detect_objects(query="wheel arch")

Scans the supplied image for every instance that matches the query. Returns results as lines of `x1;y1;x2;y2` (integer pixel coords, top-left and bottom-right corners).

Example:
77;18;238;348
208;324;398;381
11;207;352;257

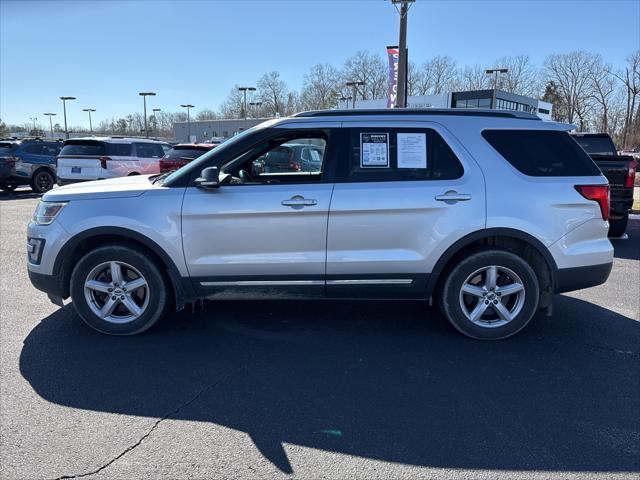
54;226;195;309
427;228;558;307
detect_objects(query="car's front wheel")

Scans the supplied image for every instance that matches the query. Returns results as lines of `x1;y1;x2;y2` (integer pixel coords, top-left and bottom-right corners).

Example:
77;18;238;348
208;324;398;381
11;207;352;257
440;249;540;340
70;245;169;335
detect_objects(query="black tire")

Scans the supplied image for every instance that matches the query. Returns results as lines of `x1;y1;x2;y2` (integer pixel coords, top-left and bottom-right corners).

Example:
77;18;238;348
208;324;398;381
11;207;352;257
608;213;629;238
0;184;17;193
70;245;169;335
30;169;55;194
440;249;540;340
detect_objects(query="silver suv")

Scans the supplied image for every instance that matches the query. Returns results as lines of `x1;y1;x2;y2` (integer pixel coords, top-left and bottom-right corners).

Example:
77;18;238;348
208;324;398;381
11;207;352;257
27;109;613;339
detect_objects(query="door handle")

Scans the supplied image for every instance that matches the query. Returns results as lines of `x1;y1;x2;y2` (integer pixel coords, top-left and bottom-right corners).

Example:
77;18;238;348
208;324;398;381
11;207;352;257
281;195;318;208
435;191;472;203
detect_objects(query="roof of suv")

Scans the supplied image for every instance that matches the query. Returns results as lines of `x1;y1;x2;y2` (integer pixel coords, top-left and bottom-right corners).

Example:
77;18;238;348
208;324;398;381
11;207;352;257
65;136;168;144
292;108;541;121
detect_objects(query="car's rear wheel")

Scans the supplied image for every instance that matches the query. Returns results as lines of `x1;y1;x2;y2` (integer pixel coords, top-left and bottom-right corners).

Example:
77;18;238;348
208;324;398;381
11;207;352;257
30;169;55;194
608;213;628;238
70;245;169;335
440;249;540;340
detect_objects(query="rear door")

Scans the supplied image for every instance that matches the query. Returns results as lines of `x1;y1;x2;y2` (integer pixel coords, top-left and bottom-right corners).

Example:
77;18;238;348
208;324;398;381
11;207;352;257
133;142;165;175
56;140;107;181
326;121;486;298
15;144;48;180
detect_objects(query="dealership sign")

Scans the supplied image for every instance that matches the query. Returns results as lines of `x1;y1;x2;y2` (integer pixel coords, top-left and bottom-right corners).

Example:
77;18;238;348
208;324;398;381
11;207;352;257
387;46;399;108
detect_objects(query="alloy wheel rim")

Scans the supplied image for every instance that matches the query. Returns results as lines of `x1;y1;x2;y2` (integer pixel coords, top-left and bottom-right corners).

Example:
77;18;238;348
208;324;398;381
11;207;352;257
38;173;52;190
458;265;526;328
84;261;149;324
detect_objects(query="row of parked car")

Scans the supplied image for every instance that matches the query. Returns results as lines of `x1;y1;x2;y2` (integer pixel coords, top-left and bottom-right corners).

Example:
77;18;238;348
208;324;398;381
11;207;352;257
0;135;328;193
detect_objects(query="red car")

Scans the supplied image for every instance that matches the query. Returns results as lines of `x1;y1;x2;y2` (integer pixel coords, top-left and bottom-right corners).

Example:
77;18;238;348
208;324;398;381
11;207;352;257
159;144;216;173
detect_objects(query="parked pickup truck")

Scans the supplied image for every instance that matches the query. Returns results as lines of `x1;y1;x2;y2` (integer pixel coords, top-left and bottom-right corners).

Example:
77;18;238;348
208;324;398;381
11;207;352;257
571;133;637;237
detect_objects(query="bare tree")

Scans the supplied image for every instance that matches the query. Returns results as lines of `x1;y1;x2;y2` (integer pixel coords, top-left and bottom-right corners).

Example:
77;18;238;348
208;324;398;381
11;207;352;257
493;54;541;97
196;109;217;121
257;71;289;116
218;85;245;119
544;51;599;129
612;50;640;147
424;55;459;94
588;56;618;134
342;50;387;100
460;64;491;91
300;63;340;110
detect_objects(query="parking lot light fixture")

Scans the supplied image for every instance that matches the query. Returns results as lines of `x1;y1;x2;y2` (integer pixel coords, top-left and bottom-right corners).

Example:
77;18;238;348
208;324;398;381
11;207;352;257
339;96;353;109
29;117;38;133
249;101;262;118
485;68;509;108
180;104;195;141
43;113;56;138
59;96;76;139
139;92;156;138
345;81;366;109
152;109;161;136
82;108;96;134
238;87;256;120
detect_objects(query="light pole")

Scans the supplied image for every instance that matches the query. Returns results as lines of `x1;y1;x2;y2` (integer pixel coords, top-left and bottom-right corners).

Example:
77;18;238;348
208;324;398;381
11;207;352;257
238;86;256;119
391;0;415;108
43;113;56;138
139;92;156;137
249;101;262;118
82;108;96;133
152;108;161;136
29;117;38;134
485;68;508;109
60;96;76;139
180;104;194;142
339;96;352;109
345;81;365;109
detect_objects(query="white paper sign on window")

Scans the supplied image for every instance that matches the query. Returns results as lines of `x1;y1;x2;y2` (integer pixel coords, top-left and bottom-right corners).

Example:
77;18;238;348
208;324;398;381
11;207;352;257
397;133;427;169
360;133;389;168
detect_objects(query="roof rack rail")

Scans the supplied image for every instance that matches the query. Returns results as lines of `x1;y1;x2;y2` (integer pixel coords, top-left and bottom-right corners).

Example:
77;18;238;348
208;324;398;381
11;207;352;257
292;108;541;120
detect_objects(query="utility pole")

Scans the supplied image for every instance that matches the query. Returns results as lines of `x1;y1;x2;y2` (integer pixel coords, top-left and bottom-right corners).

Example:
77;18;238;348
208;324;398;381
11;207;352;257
82;108;96;133
43;113;56;138
345;81;365;109
238;87;256;120
139;92;156;137
485;68;508;109
60;96;76;139
392;0;414;108
180;104;194;142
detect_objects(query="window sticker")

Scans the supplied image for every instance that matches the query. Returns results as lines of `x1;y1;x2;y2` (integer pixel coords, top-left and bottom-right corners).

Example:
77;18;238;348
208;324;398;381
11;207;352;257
360;133;389;168
397;133;427;169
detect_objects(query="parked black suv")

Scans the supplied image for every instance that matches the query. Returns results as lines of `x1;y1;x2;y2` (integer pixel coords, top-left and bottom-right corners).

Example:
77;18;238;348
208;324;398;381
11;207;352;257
0;138;62;193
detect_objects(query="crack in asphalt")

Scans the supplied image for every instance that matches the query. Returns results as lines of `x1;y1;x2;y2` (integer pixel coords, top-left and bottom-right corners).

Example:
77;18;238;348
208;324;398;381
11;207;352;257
50;342;287;480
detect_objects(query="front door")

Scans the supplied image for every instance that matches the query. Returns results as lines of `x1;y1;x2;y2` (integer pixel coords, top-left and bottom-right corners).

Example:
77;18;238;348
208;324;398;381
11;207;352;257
326;121;486;298
181;126;338;298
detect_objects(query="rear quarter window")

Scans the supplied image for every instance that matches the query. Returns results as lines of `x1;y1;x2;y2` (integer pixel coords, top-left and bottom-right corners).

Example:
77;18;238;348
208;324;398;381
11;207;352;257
135;143;165;158
482;130;601;176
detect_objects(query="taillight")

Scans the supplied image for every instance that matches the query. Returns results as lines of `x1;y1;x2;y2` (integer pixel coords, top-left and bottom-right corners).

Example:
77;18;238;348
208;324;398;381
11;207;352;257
575;184;610;221
624;160;637;188
99;156;112;169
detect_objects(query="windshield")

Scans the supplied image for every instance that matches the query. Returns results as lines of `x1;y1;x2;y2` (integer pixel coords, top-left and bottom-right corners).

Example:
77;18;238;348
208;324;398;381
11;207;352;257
161;119;280;185
573;136;616;156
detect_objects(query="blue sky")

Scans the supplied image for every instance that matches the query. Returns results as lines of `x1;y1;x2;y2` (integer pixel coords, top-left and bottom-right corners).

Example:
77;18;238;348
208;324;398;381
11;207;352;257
1;0;639;128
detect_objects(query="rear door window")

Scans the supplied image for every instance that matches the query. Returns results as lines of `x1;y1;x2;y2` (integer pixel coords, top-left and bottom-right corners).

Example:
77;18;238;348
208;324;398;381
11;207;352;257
107;143;133;157
134;143;165;158
482;130;601;176
21;145;45;155
572;136;616;156
339;128;464;182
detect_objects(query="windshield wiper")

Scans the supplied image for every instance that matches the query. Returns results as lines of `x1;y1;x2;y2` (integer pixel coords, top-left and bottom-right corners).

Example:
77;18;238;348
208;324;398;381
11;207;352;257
150;172;171;185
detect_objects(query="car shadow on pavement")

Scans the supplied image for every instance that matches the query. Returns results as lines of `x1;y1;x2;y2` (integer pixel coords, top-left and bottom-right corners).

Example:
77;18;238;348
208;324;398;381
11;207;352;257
0;190;41;201
611;216;640;261
19;296;640;474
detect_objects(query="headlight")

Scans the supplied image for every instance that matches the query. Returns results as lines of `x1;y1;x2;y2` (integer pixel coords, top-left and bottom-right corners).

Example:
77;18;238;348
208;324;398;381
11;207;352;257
33;201;67;225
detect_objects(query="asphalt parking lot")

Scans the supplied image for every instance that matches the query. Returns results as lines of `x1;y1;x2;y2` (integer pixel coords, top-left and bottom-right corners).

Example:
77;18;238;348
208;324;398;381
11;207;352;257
1;189;639;480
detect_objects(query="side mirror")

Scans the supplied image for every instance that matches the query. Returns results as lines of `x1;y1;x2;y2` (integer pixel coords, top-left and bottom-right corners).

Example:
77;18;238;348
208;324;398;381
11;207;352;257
195;166;220;189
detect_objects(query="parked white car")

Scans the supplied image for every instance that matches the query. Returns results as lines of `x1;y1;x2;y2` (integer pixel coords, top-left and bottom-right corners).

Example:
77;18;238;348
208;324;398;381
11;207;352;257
28;109;613;339
56;137;171;184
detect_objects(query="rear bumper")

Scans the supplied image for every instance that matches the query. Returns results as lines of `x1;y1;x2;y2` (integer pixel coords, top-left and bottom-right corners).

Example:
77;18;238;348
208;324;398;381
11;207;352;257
555;262;613;293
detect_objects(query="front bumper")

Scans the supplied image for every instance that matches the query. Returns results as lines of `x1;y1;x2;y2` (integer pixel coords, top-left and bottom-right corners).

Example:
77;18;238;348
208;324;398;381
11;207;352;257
28;269;67;303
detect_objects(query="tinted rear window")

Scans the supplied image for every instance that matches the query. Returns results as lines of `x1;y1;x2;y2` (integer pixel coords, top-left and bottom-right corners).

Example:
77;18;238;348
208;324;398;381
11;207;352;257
165;148;208;160
135;143;165;158
572;136;616;156
482;130;601;177
60;141;106;156
107;143;133;156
